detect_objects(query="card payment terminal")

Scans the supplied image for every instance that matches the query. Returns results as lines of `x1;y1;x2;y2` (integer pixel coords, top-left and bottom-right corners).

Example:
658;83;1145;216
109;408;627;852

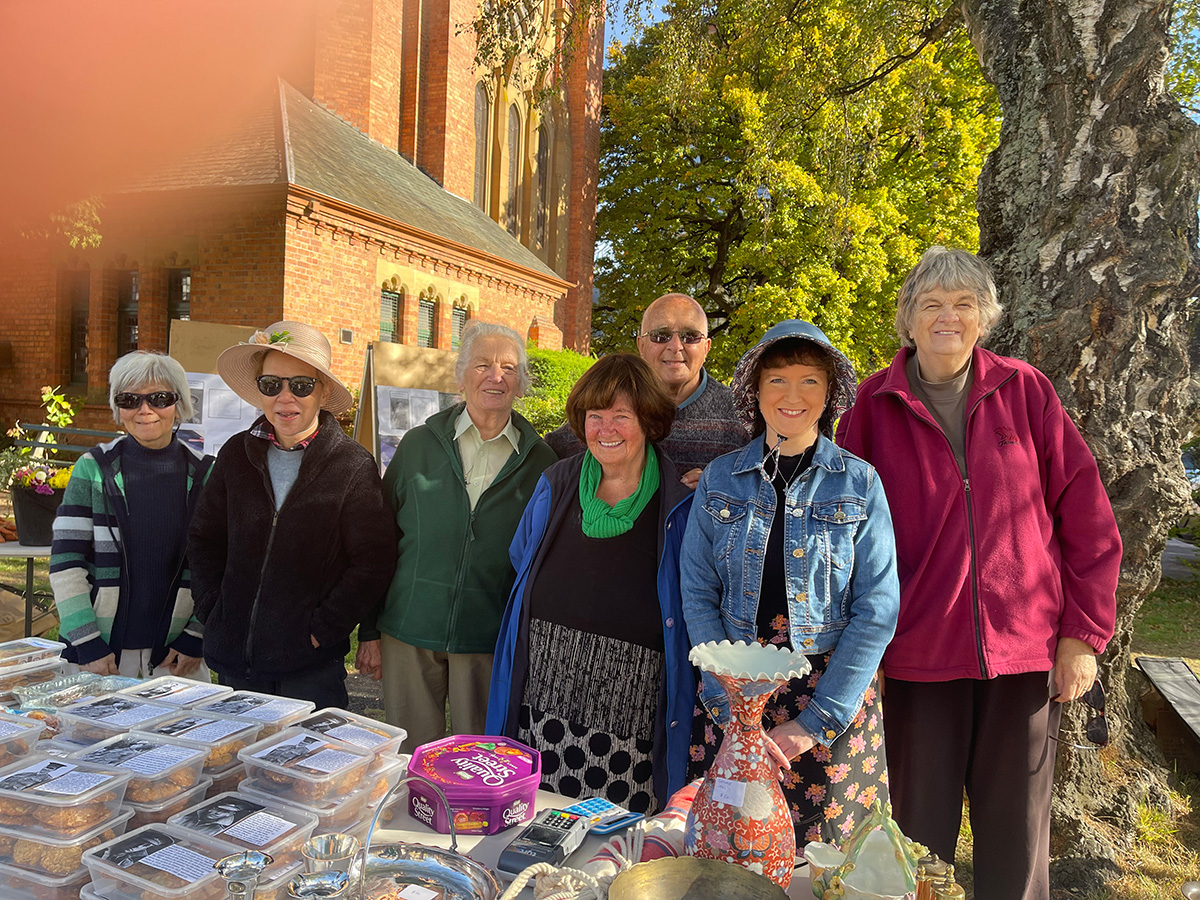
497;809;590;876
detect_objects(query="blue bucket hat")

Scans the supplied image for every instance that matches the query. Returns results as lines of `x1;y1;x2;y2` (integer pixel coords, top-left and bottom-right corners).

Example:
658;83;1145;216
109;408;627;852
731;320;858;438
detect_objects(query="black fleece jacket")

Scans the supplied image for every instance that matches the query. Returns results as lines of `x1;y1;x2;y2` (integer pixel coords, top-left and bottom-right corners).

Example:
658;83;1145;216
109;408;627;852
188;411;397;681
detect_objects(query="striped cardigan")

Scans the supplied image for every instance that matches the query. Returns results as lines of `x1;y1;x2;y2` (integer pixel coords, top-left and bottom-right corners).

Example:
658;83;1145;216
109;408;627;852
49;436;214;666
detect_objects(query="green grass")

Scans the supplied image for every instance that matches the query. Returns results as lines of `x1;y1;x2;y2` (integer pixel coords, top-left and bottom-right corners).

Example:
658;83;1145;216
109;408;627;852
1133;576;1200;675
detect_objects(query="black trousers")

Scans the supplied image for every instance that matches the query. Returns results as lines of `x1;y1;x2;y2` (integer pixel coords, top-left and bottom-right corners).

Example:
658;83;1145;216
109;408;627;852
218;656;349;710
884;673;1062;900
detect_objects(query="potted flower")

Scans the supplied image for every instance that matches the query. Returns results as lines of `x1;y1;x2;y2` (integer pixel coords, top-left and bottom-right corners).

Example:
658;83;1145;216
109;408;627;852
8;463;72;547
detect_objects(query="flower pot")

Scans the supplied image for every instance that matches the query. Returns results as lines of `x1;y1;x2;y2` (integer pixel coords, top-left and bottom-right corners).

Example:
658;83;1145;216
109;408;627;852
10;487;64;546
684;640;811;890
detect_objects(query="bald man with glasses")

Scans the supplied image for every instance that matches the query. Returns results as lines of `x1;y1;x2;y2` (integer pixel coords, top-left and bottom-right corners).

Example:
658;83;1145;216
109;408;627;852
545;293;745;488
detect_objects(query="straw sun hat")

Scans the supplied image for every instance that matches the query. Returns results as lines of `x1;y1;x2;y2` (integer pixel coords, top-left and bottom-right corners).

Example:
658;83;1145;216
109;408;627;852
217;320;354;415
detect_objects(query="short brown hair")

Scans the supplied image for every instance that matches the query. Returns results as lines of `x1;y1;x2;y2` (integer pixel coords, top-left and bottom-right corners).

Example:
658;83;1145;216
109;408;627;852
753;338;840;439
566;354;676;444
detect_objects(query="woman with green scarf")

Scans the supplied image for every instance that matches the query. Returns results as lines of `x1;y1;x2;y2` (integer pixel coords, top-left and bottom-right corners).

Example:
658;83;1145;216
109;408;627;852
486;354;697;815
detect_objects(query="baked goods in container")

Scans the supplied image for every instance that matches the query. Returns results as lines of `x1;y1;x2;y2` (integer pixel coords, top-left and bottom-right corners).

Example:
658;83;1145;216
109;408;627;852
0;754;131;838
237;727;372;804
134;711;262;775
69;734;208;807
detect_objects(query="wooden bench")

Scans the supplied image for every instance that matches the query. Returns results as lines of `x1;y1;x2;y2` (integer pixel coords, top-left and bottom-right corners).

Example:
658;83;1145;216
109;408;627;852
11;423;122;464
1137;656;1200;773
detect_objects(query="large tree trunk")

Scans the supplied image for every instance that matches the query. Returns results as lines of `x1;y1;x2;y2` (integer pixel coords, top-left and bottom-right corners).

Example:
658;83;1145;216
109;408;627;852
960;0;1200;891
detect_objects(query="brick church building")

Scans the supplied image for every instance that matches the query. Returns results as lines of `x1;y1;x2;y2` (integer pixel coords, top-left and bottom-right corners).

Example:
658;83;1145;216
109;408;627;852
0;0;602;429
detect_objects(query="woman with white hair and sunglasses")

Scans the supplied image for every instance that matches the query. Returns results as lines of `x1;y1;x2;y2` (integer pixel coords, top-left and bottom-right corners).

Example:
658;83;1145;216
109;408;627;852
51;351;214;678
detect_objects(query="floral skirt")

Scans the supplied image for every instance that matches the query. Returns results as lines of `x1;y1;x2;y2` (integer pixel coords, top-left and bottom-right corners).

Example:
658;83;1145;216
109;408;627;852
687;647;889;849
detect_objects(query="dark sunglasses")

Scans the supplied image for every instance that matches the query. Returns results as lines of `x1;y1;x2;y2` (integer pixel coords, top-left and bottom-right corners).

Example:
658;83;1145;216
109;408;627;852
114;391;180;410
642;329;707;345
1049;680;1109;750
256;375;319;398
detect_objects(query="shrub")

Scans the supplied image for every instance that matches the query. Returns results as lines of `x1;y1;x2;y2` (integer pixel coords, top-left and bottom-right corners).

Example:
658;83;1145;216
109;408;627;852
518;346;595;434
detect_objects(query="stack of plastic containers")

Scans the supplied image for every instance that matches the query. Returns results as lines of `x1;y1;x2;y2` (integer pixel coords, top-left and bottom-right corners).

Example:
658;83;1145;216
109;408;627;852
68;734;212;828
0;637;69;707
167;790;319;895
55;695;179;746
133;710;263;799
192;691;315;738
236;726;379;842
0;754;134;899
81;823;251;900
114;675;232;708
294;708;409;819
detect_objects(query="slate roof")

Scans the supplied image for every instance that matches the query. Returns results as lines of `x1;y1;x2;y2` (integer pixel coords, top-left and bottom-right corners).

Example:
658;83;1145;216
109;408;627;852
121;80;562;281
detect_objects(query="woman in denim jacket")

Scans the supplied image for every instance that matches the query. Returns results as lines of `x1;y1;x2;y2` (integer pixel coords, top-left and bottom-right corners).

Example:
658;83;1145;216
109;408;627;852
681;320;900;848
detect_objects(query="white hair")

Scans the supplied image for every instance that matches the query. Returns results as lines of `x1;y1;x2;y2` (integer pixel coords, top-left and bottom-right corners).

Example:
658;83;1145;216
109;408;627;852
454;321;530;394
108;351;194;424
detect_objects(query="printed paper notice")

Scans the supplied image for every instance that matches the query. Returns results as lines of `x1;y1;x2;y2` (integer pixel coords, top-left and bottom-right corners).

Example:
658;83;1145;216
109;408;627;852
712;777;746;808
222;811;294;846
327;723;388;748
142;844;220;882
103;704;170;727
120;745;199;776
38;771;113;796
299;748;360;773
0;721;26;738
244;699;305;721
177;719;249;742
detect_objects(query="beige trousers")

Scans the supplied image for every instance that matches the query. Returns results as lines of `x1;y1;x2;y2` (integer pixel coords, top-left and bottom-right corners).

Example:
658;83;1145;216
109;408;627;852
380;634;493;753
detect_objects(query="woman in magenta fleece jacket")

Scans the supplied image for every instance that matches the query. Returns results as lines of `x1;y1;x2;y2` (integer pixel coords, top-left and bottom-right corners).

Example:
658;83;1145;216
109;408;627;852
836;247;1120;900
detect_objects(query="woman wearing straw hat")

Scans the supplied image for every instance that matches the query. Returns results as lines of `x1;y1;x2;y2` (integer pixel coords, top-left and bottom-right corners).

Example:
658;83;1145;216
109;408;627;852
188;321;397;708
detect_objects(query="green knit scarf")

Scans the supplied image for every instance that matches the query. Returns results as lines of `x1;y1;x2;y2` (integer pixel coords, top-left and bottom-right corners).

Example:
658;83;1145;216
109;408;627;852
578;447;660;538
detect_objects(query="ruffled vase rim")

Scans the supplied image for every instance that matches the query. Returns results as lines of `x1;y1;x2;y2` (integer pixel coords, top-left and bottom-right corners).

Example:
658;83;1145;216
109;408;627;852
689;639;812;682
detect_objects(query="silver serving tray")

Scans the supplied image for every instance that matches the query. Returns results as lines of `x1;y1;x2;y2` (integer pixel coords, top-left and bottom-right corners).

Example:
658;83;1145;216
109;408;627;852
354;844;500;900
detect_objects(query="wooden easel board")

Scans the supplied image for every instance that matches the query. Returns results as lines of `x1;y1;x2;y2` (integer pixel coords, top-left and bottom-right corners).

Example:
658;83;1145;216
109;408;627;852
169;321;256;375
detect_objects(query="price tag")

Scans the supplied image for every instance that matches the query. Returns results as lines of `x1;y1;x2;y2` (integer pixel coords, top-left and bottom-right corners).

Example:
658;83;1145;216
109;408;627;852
398;886;440;900
711;777;746;808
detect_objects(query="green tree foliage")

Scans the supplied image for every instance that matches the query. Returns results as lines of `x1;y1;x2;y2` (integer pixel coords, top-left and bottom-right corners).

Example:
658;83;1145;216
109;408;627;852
593;0;1000;379
1168;0;1200;114
517;346;596;433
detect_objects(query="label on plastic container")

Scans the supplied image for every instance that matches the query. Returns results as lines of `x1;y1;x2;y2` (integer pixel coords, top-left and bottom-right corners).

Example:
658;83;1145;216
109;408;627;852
141;844;219;881
133;681;225;705
299;748;360;774
222;810;294;845
70;697;161;723
0;721;26;738
252;733;326;764
326;723;388;748
0;759;111;795
118;744;199;776
38;770;113;795
155;716;248;743
235;698;305;722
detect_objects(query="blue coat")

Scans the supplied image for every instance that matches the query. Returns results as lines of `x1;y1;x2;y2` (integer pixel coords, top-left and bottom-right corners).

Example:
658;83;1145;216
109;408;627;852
486;447;695;808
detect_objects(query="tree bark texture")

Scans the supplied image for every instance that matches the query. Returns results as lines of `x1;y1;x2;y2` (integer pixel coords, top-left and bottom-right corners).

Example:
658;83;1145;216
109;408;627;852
961;0;1200;881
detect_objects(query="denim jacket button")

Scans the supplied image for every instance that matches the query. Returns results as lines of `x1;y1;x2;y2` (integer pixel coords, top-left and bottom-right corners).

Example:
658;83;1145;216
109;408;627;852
790;508;802;517
803;638;814;647
719;509;730;519
825;728;837;741
791;547;804;558
794;592;807;602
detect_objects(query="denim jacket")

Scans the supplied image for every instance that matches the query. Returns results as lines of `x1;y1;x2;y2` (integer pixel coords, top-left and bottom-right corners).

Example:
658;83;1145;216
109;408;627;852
680;434;899;744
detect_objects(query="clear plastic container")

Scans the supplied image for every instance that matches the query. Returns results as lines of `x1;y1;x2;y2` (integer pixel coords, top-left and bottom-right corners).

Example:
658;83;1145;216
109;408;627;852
0;708;46;767
237;727;373;805
35;736;87;758
69;734;208;805
238;775;372;836
126;776;213;830
0;753;132;838
0;807;133;876
0;637;63;673
82;823;236;900
0;657;70;702
0;859;91;899
116;676;232;708
193;692;314;737
134;710;263;774
365;753;409;809
168;790;318;870
206;762;246;798
13;673;141;708
56;695;179;744
295;708;407;773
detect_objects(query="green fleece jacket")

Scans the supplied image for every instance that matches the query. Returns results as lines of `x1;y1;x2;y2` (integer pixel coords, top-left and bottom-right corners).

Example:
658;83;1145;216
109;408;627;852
362;403;556;654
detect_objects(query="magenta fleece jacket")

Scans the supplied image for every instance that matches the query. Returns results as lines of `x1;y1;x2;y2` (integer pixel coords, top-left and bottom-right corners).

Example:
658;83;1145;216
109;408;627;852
836;347;1120;682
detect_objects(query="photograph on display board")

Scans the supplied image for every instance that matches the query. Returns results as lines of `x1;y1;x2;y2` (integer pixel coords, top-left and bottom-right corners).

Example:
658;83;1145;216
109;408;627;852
181;373;259;456
375;387;459;474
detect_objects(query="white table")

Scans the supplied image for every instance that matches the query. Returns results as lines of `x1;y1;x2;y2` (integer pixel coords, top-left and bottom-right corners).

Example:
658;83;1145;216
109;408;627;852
372;787;813;898
0;543;51;637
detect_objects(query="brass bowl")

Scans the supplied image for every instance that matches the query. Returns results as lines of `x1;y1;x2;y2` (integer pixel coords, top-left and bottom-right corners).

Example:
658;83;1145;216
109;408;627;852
608;856;790;900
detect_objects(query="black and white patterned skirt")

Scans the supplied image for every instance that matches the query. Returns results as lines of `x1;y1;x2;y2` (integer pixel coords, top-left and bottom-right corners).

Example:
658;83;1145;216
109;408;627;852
517;617;664;815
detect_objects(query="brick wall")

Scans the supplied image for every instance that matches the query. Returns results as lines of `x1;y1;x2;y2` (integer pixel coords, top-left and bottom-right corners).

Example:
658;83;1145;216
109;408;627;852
414;0;477;198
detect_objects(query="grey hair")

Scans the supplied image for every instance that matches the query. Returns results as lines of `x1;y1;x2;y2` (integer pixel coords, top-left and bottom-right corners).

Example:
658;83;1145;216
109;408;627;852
108;351;194;424
895;246;1003;348
454;321;530;394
